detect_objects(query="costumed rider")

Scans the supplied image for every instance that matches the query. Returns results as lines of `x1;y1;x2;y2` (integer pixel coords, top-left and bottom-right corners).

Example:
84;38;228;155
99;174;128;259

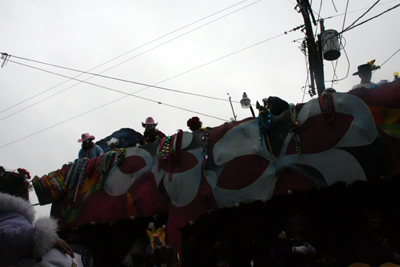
78;133;104;160
0;166;93;267
107;137;119;152
262;96;289;116
351;60;380;90
140;117;166;145
187;116;203;131
394;72;399;81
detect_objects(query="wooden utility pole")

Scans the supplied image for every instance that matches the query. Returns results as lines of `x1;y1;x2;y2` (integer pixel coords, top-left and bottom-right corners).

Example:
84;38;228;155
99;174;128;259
296;0;325;96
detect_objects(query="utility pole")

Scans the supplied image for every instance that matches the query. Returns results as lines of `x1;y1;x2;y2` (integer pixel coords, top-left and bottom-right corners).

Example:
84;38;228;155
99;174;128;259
296;0;325;96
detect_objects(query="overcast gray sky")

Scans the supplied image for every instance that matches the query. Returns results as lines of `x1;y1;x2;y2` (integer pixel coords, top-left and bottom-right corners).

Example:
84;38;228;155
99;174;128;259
1;0;399;216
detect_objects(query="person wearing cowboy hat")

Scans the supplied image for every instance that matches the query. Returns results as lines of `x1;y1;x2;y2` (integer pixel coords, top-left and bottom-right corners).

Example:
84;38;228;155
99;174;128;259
140;117;166;145
351;60;380;90
78;133;104;160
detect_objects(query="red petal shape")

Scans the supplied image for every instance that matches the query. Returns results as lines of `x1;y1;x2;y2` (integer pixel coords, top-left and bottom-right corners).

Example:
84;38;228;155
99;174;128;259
129;172;169;217
286;113;354;155
217;155;269;190
208;118;254;148
118;155;147;174
159;150;198;173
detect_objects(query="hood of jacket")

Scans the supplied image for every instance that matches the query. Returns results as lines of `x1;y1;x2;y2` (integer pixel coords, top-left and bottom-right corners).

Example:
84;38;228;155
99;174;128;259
0;192;35;224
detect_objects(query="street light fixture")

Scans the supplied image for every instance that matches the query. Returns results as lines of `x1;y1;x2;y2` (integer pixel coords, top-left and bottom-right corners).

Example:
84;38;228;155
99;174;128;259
240;92;255;117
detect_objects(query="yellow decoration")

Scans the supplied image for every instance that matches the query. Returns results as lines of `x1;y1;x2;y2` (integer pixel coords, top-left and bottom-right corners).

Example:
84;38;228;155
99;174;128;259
368;59;380;70
394;72;399;77
146;227;166;248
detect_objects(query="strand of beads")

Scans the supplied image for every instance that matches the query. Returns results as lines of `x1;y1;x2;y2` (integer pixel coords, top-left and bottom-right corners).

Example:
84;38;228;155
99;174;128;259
158;137;167;171
289;103;302;154
157;135;176;180
69;159;81;191
167;134;176;181
73;158;88;202
64;161;76;189
201;131;209;160
175;130;183;164
257;108;273;158
70;159;84;201
115;148;126;166
319;92;335;122
157;136;173;160
76;159;88;195
99;151;115;185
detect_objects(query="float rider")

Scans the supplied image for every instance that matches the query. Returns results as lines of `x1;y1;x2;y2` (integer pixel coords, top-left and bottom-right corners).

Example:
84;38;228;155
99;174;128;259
78;133;104;160
351;60;380;90
140;117;166;145
187;116;203;131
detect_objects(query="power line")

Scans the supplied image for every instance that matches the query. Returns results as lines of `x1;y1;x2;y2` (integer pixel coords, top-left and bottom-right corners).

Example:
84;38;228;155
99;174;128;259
322;0;398;20
341;0;350;31
312;0;324;39
3;1;396;148
340;3;400;34
330;0;338;13
327;36;350;84
1;30;285;122
5;0;393;121
379;47;400;67
7;55;233;101
0;60;239;121
0;0;255;115
0;86;229;149
0;59;235;122
0;28;289;148
0;98;227;149
343;0;380;32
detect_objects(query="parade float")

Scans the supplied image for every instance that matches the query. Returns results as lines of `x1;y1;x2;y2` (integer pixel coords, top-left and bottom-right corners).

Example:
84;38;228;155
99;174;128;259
32;79;400;266
31;2;400;265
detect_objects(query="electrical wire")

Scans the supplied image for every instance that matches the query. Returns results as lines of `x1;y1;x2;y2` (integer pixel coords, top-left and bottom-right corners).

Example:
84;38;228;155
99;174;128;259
343;0;380;32
340;2;400;35
300;41;311;102
326;37;351;83
1;30;285;122
341;0;350;31
319;1;400;81
5;55;234;102
6;0;393;119
320;1;395;46
0;85;229;150
321;0;398;21
330;61;339;87
3;1;397;148
330;0;337;13
0;60;239;121
0;98;227;149
379;47;400;67
0;0;255;115
313;0;323;39
0;27;289;148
